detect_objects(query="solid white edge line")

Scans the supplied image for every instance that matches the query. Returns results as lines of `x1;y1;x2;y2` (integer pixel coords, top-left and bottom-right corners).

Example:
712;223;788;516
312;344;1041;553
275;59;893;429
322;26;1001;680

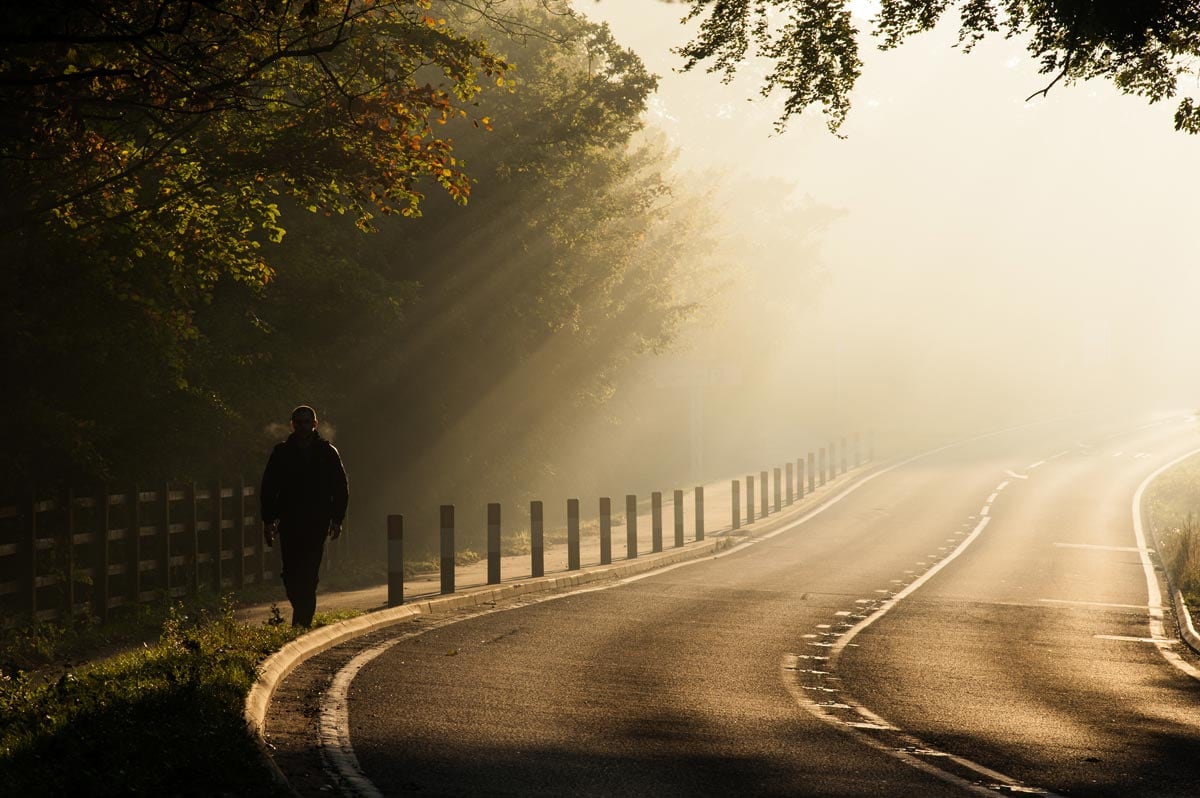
829;516;992;661
1131;448;1200;680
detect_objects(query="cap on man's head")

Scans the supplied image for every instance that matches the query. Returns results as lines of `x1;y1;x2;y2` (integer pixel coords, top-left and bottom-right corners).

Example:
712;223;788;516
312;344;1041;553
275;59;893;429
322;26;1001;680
291;405;318;424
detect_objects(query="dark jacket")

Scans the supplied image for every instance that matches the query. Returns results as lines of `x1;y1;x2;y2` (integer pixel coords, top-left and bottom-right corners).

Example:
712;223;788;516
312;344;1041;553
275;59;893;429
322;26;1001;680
260;433;349;528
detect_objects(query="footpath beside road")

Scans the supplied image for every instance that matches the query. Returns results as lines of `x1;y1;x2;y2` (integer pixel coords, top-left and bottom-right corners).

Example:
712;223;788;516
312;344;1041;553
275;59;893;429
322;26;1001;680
235;466;850;626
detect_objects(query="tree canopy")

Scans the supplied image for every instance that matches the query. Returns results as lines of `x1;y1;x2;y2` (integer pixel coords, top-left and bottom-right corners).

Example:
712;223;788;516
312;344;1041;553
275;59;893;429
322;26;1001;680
675;0;1200;133
0;1;716;504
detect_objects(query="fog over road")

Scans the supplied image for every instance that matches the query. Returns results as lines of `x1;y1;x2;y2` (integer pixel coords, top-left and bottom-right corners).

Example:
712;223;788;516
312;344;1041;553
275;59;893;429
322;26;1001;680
269;414;1200;797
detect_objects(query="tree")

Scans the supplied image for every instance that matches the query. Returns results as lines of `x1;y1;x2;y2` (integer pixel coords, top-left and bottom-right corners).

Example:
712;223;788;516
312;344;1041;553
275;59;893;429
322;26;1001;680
0;0;513;484
674;0;1200;134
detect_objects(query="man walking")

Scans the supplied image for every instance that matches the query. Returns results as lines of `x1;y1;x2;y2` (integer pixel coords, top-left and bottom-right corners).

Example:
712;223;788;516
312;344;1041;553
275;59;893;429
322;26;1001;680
260;405;349;627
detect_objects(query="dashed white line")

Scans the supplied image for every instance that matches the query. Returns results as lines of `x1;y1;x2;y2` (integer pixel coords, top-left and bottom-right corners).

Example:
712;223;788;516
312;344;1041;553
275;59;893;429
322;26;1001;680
1005;470;1028;480
780;513;1063;798
985;493;998;503
996;480;1010;491
1027;460;1046;469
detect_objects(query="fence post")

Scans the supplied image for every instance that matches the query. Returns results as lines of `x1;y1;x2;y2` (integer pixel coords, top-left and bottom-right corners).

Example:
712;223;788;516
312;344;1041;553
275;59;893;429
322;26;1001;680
213;479;223;593
840;437;848;474
255;487;265;588
387;514;404;607
759;470;768;517
808;452;816;493
626;494;638;559
487;503;501;584
65;488;76;618
598;498;611;565
695;486;705;541
567;499;580;570
673;490;684;548
98;485;110;622
731;480;740;530
651;492;663;553
773;468;782;513
440;505;455;594
786;463;794;504
130;486;141;605
855;432;862;468
234;478;247;589
531;501;544;577
161;483;171;599
746;475;755;524
818;449;826;487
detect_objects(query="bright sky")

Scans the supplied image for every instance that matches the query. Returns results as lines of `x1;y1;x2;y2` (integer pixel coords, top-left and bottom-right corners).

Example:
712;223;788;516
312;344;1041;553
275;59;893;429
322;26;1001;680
583;0;1200;424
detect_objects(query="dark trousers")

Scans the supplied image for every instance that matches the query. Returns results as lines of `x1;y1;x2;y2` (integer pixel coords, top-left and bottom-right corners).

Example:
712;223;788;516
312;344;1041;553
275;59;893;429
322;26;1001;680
278;522;327;627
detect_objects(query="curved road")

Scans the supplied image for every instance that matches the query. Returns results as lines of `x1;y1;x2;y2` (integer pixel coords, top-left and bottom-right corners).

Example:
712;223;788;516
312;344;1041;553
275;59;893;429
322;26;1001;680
268;414;1200;797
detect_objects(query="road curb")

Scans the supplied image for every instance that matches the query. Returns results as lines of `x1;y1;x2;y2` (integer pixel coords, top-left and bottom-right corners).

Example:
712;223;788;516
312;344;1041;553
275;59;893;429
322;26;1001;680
1137;448;1200;658
242;465;882;786
1170;588;1200;654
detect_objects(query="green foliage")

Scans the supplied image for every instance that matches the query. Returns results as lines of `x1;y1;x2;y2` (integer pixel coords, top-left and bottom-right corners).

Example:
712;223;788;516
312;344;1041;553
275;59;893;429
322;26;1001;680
0;598;360;796
0;0;510;484
675;1;1200;133
1147;453;1200;608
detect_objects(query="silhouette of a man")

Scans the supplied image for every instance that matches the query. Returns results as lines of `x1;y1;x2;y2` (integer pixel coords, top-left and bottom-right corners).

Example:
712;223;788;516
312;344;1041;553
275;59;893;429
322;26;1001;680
260;405;349;627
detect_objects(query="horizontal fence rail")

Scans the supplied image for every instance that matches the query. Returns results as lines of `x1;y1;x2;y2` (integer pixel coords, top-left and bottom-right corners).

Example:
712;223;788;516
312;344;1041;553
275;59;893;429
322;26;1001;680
0;480;351;626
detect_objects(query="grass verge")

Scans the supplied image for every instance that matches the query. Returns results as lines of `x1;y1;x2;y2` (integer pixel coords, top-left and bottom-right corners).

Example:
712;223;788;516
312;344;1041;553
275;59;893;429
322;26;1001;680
1146;452;1200;608
0;597;358;796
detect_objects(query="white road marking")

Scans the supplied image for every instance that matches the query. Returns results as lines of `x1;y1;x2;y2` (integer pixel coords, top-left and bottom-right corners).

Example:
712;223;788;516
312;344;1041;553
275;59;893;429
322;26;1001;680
1052;542;1139;553
1005;470;1028;480
1094;634;1178;644
980;506;989;516
986;493;998;503
996;481;1011;491
783;499;1065;797
1027;460;1046;469
319;640;399;798
1134;452;1151;460
1046;450;1072;461
1132;449;1200;681
1038;598;1161;610
1112;451;1124;457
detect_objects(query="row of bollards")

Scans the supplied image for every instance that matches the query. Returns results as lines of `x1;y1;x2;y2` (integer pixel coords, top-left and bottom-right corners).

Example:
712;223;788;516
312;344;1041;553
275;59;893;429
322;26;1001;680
729;433;869;530
387;487;709;607
386;432;870;608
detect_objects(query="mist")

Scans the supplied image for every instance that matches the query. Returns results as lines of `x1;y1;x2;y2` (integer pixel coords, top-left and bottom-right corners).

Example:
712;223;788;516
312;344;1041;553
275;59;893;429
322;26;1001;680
334;0;1200;555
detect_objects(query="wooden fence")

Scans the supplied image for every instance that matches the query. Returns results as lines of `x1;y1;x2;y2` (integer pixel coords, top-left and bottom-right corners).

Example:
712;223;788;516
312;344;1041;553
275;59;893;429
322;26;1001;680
0;481;350;627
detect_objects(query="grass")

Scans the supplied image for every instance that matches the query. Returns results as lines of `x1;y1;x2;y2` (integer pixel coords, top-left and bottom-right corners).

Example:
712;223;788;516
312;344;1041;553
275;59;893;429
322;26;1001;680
0;591;229;676
1146;452;1200;608
0;597;359;796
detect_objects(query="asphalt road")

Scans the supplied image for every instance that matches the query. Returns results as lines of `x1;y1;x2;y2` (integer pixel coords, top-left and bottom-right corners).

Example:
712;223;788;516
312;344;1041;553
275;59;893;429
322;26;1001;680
271;414;1200;797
